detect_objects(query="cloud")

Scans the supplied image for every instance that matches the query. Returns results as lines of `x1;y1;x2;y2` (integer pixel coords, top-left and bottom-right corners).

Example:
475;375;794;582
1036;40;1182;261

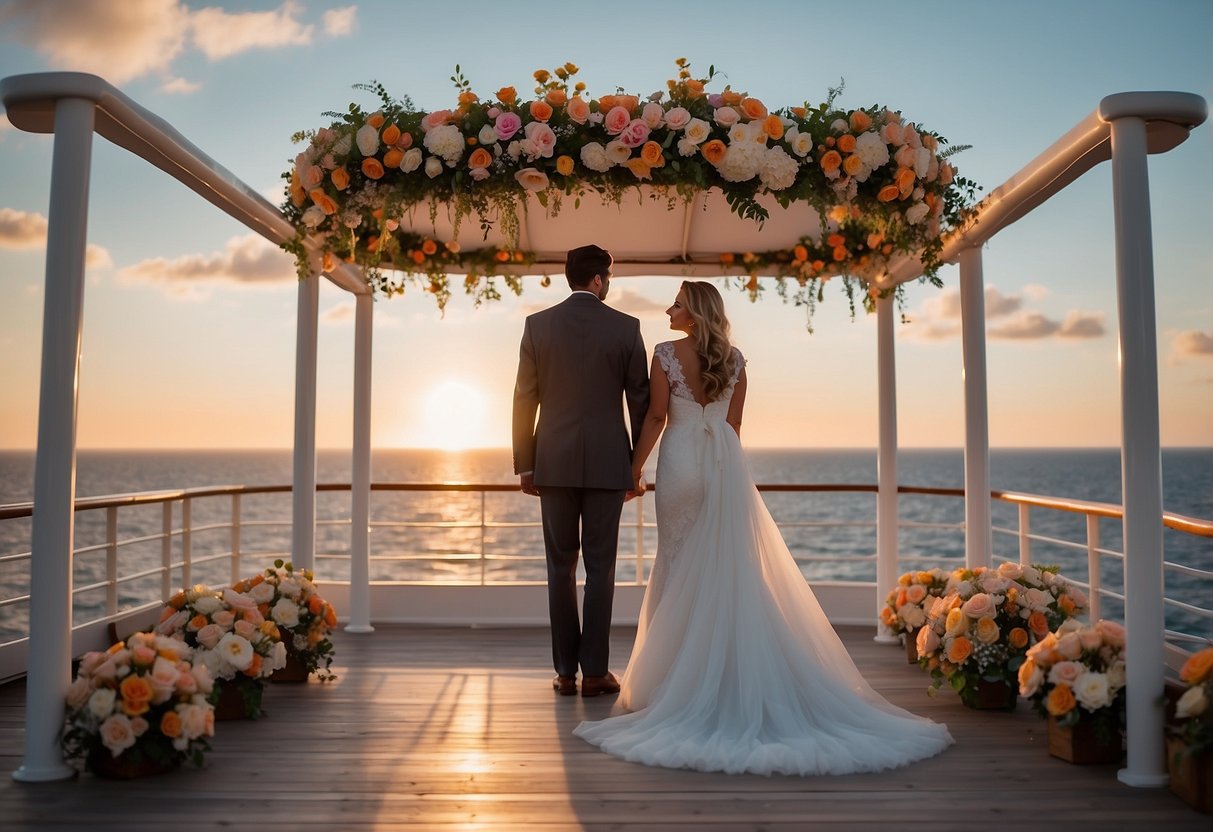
1173;330;1213;361
190;0;313;60
611;288;670;317
922;285;1023;322
908;284;1104;342
1057;311;1105;338
322;6;357;36
0;0;190;85
118;234;295;287
323;300;354;324
86;245;113;270
0;208;113;268
159;76;201;95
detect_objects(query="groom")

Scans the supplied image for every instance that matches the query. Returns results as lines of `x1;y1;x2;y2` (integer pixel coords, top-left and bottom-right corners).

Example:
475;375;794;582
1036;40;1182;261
512;244;650;698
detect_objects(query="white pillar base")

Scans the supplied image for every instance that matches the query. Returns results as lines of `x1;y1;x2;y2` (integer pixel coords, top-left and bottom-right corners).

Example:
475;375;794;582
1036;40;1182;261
1116;770;1169;788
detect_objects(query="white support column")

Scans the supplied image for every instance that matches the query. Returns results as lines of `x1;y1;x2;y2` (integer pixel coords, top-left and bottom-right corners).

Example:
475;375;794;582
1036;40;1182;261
347;293;375;633
958;246;992;569
1109;115;1167;788
291;274;320;572
874;293;899;643
14;96;95;783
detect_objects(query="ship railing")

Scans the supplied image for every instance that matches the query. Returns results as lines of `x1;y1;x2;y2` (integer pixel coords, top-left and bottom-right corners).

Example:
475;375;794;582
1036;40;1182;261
1;481;1209;679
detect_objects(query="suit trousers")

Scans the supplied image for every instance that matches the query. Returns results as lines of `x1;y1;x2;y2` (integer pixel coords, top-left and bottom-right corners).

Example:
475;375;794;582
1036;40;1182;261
539;486;626;678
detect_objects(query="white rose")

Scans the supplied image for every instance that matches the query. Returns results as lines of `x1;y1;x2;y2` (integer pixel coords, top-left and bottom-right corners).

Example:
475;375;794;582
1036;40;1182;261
905;202;930;225
682;118;711;145
514;168;550;192
854;130;890;170
99;714;136;757
88;687;117;719
676;137;699;157
997;562;1024;580
271;640;288;671
1024;587;1052;611
759;146;799;191
506;140;522;161
422;124;465;164
250;582;275;604
713;106;740;128
216;633;254;671
179;702;213;740
728;122;754;145
604;140;632;165
716;141;764;182
664;106;691;130
788;130;814;158
400;148;423;173
331;133;352;157
356;123;380;157
191;662;214;695
1020;565;1043;585
478;124;498;145
301;205;326;229
1105;659;1126;692
271;598;301;629
1176;684;1208;719
192;596;221;615
156;609;189;635
424;156;443;178
914;147;931;178
1073;671;1112;711
830;118;850;133
579;142;611;172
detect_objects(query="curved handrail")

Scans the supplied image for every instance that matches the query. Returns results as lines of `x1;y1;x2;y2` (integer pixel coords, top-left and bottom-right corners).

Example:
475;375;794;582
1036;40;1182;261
2;481;1210;536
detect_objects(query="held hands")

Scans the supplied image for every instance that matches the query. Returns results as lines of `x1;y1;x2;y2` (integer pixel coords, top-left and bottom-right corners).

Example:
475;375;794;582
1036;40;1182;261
625;471;647;502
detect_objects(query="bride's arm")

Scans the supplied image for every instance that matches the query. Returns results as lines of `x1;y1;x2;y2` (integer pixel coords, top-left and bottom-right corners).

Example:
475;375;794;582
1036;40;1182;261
726;366;747;438
630;355;670;487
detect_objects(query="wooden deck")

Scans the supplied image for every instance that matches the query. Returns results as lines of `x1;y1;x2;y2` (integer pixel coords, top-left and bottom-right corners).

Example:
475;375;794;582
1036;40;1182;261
0;625;1206;830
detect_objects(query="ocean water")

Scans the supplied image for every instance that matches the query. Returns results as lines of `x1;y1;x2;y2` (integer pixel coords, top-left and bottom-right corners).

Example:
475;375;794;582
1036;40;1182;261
0;448;1209;643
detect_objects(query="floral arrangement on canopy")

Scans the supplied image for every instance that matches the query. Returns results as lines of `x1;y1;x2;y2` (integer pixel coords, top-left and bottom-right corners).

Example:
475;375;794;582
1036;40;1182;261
1018;618;1126;742
158;584;287;717
915;562;1088;708
61;631;215;776
232;560;337;681
880;567;950;636
281;60;978;320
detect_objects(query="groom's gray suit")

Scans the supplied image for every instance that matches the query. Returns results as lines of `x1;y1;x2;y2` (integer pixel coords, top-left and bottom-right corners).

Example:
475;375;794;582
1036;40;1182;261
512;291;649;679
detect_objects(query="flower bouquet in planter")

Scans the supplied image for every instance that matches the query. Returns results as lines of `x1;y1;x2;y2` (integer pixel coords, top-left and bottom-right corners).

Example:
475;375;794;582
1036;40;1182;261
158;584;286;719
880;568;949;663
916;562;1088;710
61;631;215;778
1019;619;1125;764
232;560;337;683
1166;647;1213;812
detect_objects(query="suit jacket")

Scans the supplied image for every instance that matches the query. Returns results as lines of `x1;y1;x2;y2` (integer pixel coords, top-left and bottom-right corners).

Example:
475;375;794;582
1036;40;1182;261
512;292;650;490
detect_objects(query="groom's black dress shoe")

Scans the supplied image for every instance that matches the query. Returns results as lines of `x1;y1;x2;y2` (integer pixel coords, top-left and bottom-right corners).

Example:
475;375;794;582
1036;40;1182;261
580;672;621;698
553;674;578;696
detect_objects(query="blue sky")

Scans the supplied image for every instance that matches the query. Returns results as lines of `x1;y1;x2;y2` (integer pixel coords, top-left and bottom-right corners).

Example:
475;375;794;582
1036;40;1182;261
0;0;1210;450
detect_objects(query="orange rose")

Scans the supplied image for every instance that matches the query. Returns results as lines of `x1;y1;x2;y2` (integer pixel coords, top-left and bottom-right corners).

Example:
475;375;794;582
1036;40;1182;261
974;616;1000;645
702;140;727;165
381;124;401;146
421;239;438;256
684;79;705;99
877;185;900;202
598;94;618;111
837;134;856;154
497;86;517;106
946;635;972;664
1046;683;1077;716
625;158;653;180
382;149;404;169
308;190;337;215
832;245;848;262
468;148;493;170
897;166;916;194
545;89;567;107
849;110;873;132
740;97;768;120
1008;627;1029;649
555;154;574;176
792;245;808;262
366;112;385;129
827;233;845;248
762;114;784;140
720;252;735;266
361;158;385;180
160;710;183;739
790;106;806;118
323;605;337;627
566;96;590;123
1181;648;1213;684
188;614;208;630
617;95;640;112
307;595;325;615
494;250;511;263
120;675;153;706
812;259;825;271
820;150;842;173
242;652;263;678
410;250;425;265
843;154;863;176
289;171;306;208
458;90;477;108
720;89;742;106
529;100;553;122
1059;595;1076;616
640;141;665;167
1028;610;1049;638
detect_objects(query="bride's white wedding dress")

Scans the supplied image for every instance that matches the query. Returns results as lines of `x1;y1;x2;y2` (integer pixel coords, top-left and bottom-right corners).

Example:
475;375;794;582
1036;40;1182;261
573;342;953;775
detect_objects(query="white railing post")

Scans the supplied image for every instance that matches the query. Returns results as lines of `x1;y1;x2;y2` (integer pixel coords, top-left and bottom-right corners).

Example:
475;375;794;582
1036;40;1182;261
958;246;993;569
347;293;375;633
181;497;193;589
874;293;899;642
15;95;95;783
292;273;320;572
480;490;488;586
1086;514;1102;622
1106;111;1168;788
1017;504;1032;565
161;502;174;599
105;507;118;616
230;493;242;584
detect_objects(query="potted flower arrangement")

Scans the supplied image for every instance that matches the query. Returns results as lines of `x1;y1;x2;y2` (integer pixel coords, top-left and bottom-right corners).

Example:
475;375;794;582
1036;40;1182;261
61;631;215;778
1167;647;1213;812
232;560;337;683
881;567;949;663
1018;618;1126;764
281;59;978;324
916;561;1088;710
158;584;286;719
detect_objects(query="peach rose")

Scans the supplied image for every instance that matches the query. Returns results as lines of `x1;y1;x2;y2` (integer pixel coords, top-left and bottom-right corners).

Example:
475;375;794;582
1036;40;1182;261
1028;610;1050;638
1056;631;1082;660
640;141;665;167
762;114;784;141
974;616;1001;645
837;134;856;154
330;167;350;190
849;110;873;133
917;624;939;656
529;100;553;122
684;79;705;99
100;714;136;756
361;158;385;180
566;96;590;124
819;150;842;174
545;89;567;107
877;185;900;202
702;140;727;165
1048;660;1085;686
625;158;653;180
945;607;968;637
555;155;574;176
604;105;632;135
740;97;768;121
1181;647;1213;684
946;635;972;665
1008;627;1029;649
381;124;402;146
382;148;404;169
514;168;550;192
120;674;153;707
160;709;183;739
1018;659;1044;697
961;593;997;619
468;148;493;170
1046;683;1076;716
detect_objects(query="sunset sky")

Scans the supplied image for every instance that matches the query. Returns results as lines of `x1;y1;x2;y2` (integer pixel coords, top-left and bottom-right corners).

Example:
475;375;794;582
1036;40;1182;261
0;0;1210;451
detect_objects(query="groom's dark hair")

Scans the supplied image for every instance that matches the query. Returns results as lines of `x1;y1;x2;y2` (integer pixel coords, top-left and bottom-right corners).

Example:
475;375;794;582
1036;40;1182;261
565;244;612;288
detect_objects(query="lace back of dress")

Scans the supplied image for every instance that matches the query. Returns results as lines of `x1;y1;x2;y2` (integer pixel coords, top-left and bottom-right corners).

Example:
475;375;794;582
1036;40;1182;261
656;342;743;406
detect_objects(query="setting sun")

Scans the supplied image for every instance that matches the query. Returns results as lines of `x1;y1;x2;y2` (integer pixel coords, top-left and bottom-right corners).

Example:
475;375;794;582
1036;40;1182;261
418;381;491;451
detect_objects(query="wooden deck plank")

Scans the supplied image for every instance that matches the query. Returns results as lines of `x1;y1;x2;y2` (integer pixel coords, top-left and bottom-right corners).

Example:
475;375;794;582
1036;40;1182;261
0;624;1206;830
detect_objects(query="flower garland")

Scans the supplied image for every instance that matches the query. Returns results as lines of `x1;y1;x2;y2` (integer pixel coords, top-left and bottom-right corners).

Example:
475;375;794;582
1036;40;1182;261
62;631;215;771
281;60;978;322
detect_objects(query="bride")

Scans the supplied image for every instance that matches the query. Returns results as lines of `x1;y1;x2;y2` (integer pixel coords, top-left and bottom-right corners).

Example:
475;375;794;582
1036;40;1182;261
573;281;953;776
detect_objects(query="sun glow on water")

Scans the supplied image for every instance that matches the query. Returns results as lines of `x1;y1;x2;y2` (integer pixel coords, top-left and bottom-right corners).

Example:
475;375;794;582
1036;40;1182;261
418;381;491;451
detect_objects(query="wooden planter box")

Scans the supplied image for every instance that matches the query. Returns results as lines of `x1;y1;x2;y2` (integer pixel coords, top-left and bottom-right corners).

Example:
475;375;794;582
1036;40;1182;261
904;628;919;664
1047;714;1122;764
1167;737;1213;814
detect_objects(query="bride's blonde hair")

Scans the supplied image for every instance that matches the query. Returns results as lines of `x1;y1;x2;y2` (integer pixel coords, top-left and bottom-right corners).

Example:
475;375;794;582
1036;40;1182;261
680;281;734;402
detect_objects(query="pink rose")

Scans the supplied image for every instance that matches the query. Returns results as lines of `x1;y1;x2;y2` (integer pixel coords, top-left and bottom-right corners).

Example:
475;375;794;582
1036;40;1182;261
66;676;92;709
233;619;256;640
99;714;136;756
420;109;453;132
131;645;156;666
514;168;550;192
1096;619;1125;648
713;106;740;128
960;593;996;619
129;716;149;737
664;106;691;131
196;623;224;649
1056;631;1083;659
301;165;324;188
523;122;557;158
494;111;522;141
916;625;939;656
618;119;651;148
1079;628;1103;651
642;102;665;129
604;105;632;135
78;651;107;676
1048;660;1085;686
211;609;235;629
